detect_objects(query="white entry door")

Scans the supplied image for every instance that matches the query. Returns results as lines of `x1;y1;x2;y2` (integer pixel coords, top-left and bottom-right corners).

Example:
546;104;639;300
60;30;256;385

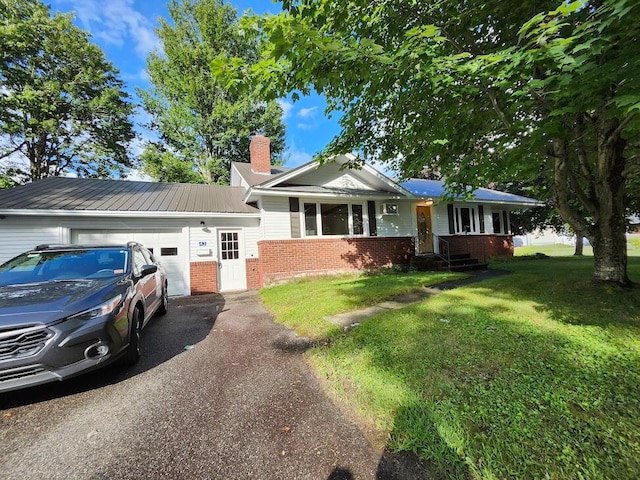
218;230;246;292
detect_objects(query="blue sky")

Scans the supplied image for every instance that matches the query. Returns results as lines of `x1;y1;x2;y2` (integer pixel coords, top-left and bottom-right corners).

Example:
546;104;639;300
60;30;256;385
47;0;341;169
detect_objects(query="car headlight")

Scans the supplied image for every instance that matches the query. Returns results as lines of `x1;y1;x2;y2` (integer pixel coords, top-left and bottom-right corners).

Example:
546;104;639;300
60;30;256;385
69;295;123;321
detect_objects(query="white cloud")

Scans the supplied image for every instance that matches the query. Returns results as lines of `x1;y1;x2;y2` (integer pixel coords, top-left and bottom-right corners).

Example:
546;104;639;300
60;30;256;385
276;99;294;120
296;122;317;131
125;168;152;182
122;68;150;83
297;106;318;119
52;0;159;59
284;147;313;167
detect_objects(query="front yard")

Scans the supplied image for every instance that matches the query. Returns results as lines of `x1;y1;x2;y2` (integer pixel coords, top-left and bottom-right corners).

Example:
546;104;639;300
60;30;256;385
261;258;640;479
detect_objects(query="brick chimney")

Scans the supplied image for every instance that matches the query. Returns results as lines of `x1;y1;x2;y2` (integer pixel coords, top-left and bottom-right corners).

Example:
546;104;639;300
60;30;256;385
249;134;271;174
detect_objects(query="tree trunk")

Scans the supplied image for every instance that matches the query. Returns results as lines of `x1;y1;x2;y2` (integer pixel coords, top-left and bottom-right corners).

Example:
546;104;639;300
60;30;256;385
591;227;629;285
552;116;630;286
590;118;629;285
574;232;584;256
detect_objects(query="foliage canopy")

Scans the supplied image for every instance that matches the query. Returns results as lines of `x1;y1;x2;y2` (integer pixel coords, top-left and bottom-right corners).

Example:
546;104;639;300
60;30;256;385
0;0;135;183
140;0;286;185
223;0;640;284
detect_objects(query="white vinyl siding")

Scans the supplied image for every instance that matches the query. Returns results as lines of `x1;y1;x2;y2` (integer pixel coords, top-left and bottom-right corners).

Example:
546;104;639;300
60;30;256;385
189;218;259;261
0;221;64;263
376;201;414;237
433;204;452;236
0;215;260;296
260;196;291;239
290;163;372;190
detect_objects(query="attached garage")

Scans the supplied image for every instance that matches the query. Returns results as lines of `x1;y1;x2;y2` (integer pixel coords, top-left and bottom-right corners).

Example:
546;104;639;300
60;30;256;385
0;177;261;296
72;229;190;296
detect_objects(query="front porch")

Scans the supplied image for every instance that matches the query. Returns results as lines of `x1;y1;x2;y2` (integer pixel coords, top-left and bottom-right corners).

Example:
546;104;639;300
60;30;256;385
412;234;514;272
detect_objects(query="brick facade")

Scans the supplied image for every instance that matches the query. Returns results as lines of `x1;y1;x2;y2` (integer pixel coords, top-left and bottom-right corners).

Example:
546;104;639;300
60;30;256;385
255;237;414;286
245;257;261;290
190;261;218;295
442;234;513;260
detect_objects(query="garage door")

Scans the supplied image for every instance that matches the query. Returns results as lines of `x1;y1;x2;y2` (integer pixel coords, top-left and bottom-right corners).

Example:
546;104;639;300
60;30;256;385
72;230;189;296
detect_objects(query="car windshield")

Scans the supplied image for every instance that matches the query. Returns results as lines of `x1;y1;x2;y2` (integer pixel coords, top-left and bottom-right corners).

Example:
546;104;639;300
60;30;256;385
0;249;129;286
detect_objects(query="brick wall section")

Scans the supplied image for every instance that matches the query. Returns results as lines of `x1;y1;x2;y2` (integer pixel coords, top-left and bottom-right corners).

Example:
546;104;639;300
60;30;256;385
444;235;513;260
256;237;414;286
190;261;218;295
245;257;261;290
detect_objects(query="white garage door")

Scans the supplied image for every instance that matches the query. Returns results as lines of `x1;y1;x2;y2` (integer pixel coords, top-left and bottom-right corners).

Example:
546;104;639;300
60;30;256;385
72;230;189;296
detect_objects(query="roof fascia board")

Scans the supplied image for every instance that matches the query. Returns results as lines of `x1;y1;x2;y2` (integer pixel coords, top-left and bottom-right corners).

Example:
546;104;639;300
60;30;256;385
0;209;261;218
256;159;322;188
438;199;544;207
246;188;408;200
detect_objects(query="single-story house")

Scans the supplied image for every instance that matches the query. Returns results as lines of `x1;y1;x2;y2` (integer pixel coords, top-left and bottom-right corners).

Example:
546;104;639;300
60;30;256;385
0;135;540;296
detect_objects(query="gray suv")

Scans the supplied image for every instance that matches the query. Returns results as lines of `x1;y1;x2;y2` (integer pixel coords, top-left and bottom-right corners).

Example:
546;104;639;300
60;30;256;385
0;243;168;393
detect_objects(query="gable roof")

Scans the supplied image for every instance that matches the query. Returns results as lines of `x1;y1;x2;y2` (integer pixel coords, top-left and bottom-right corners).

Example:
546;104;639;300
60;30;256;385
0;177;260;216
401;179;542;207
231;162;291;187
240;155;414;202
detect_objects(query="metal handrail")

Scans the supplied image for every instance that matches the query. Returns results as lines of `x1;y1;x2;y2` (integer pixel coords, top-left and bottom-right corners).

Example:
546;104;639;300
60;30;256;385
435;234;451;271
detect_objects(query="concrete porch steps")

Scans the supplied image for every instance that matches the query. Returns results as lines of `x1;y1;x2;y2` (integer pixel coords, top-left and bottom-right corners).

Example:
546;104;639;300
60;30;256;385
411;253;488;272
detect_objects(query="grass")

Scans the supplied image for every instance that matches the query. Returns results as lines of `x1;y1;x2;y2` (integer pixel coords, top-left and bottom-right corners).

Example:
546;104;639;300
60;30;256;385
260;269;466;339
262;257;640;479
515;243;593;256
515;238;640;257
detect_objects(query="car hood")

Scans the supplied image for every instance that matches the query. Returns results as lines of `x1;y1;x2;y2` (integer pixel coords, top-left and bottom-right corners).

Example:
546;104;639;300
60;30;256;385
0;279;124;328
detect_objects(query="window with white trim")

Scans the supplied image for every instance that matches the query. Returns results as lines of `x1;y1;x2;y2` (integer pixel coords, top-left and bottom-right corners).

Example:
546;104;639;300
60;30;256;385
453;206;480;234
303;202;366;236
492;210;510;235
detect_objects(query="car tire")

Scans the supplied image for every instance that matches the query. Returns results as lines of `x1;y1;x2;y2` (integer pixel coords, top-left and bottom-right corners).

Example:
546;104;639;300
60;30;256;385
122;306;142;365
157;283;168;316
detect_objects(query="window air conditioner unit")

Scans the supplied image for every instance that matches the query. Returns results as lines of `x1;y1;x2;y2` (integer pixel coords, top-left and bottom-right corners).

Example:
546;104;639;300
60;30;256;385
382;203;399;215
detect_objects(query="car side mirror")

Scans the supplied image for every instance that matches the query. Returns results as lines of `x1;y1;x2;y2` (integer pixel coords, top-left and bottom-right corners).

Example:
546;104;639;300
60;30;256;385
140;265;158;277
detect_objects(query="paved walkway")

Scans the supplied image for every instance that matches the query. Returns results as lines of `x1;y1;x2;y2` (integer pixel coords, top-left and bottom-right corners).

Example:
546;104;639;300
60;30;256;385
325;269;508;329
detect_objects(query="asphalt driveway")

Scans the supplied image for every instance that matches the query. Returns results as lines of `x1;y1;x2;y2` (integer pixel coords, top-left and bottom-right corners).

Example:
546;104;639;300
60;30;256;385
0;291;424;479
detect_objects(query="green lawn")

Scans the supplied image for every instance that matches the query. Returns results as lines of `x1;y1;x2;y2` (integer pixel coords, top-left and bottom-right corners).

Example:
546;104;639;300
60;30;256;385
515;238;640;257
260;270;466;339
261;258;640;479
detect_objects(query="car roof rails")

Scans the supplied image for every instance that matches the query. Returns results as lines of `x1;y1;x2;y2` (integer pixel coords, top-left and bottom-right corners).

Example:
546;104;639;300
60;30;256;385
34;244;77;250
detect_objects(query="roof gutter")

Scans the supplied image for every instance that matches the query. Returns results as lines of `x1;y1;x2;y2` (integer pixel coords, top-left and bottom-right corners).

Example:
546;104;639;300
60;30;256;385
244;187;413;203
0;209;262;218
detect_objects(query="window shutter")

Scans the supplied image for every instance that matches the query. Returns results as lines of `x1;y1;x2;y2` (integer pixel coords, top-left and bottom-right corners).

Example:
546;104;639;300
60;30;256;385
478;205;485;233
367;201;377;236
502;210;509;235
447;204;455;234
289;197;301;238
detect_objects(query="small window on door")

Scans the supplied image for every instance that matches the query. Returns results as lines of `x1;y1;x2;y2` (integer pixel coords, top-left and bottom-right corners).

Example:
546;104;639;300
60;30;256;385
160;247;178;256
220;232;239;260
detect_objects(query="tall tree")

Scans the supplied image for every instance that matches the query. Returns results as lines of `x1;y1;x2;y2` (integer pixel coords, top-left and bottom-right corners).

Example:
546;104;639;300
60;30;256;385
140;0;286;185
0;0;135;182
223;0;639;285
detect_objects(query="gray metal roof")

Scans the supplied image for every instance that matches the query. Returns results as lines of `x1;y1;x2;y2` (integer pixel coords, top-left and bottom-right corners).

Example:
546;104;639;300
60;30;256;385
0;177;259;214
232;162;290;187
401;179;541;206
